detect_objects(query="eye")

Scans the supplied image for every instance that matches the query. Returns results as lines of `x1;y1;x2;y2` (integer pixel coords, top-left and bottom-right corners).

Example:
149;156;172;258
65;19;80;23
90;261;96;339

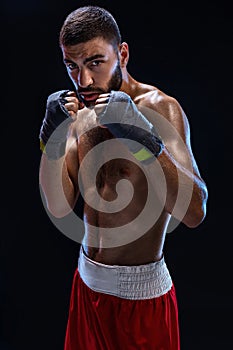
66;62;78;71
90;60;102;67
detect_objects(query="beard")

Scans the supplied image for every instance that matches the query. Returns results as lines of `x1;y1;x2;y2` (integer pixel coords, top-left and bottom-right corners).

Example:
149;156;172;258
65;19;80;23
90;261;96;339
77;60;122;107
106;60;122;92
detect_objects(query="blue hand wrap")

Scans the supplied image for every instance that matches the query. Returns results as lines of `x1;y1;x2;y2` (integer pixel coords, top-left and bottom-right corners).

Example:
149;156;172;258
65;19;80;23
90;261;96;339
98;91;164;164
39;90;73;160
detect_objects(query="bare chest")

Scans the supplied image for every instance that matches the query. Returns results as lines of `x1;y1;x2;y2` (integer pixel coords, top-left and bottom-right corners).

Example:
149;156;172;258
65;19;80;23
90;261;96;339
79;126;148;190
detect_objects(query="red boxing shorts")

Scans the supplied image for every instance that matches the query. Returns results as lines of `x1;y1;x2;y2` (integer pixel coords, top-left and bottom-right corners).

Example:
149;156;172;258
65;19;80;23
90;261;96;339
64;246;180;350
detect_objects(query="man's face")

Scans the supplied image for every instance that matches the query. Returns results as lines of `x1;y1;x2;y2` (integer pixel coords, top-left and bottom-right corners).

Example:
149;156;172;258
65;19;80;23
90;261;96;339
61;37;122;107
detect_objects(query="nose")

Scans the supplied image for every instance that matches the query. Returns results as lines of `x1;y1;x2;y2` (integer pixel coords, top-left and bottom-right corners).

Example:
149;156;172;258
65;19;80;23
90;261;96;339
77;68;93;88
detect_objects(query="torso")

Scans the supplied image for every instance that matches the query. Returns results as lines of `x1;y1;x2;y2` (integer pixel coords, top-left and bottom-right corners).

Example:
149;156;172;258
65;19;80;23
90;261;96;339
69;84;172;265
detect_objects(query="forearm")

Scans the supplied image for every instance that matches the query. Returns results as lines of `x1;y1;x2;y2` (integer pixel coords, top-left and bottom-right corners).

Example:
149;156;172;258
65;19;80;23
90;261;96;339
145;148;208;228
39;89;81;217
95;90;208;228
39;154;77;218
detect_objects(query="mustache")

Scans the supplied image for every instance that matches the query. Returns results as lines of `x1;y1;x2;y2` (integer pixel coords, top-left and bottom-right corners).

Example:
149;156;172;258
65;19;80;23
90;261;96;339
77;87;105;94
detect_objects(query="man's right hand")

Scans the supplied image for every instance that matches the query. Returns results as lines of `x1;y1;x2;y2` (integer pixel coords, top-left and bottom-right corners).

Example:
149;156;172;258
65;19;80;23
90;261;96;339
39;90;82;160
62;90;84;118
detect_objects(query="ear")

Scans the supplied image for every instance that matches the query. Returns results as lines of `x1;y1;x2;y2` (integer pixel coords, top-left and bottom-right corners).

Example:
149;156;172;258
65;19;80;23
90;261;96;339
119;42;129;67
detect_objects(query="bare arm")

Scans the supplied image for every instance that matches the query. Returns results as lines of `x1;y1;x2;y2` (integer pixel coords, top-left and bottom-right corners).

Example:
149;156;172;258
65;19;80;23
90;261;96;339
95;90;208;229
143;95;208;227
39;91;81;218
39;139;79;218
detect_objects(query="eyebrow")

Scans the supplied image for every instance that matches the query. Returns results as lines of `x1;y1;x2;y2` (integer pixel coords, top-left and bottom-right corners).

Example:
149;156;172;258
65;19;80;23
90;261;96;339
63;54;105;65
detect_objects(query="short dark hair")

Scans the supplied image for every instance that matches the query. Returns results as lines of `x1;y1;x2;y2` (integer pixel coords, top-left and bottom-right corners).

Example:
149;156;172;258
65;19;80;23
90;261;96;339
59;6;122;50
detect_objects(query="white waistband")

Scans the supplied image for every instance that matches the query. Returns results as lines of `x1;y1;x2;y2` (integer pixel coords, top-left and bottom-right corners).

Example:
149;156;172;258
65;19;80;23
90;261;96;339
78;246;172;300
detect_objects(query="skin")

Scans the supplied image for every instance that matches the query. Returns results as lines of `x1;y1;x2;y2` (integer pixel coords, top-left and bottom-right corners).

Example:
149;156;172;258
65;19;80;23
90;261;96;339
39;37;208;265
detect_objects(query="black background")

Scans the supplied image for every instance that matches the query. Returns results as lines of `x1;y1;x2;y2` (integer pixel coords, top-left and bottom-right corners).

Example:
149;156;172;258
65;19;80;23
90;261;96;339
1;0;232;349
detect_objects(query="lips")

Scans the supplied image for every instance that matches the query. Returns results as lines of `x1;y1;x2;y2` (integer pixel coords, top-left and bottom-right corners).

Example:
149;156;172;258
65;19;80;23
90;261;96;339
80;93;100;102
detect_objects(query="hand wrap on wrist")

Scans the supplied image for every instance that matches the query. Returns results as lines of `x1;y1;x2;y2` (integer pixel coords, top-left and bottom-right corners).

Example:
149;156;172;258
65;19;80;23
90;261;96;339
98;91;164;164
39;90;73;160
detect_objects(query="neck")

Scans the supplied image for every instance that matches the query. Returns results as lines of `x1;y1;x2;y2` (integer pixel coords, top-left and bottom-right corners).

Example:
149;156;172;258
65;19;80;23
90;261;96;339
120;72;139;99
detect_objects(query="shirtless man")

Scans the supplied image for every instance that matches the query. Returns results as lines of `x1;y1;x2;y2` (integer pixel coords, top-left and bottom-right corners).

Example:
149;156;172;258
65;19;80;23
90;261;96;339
39;6;208;350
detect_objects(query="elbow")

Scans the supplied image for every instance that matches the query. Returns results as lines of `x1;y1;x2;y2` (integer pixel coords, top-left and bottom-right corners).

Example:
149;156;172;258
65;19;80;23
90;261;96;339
185;203;207;228
184;188;208;228
40;186;78;219
43;197;74;219
47;205;72;219
47;200;75;218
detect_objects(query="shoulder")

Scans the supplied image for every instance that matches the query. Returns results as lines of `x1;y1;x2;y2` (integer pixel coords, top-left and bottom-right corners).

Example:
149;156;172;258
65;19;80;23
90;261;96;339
134;84;184;123
135;84;190;135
